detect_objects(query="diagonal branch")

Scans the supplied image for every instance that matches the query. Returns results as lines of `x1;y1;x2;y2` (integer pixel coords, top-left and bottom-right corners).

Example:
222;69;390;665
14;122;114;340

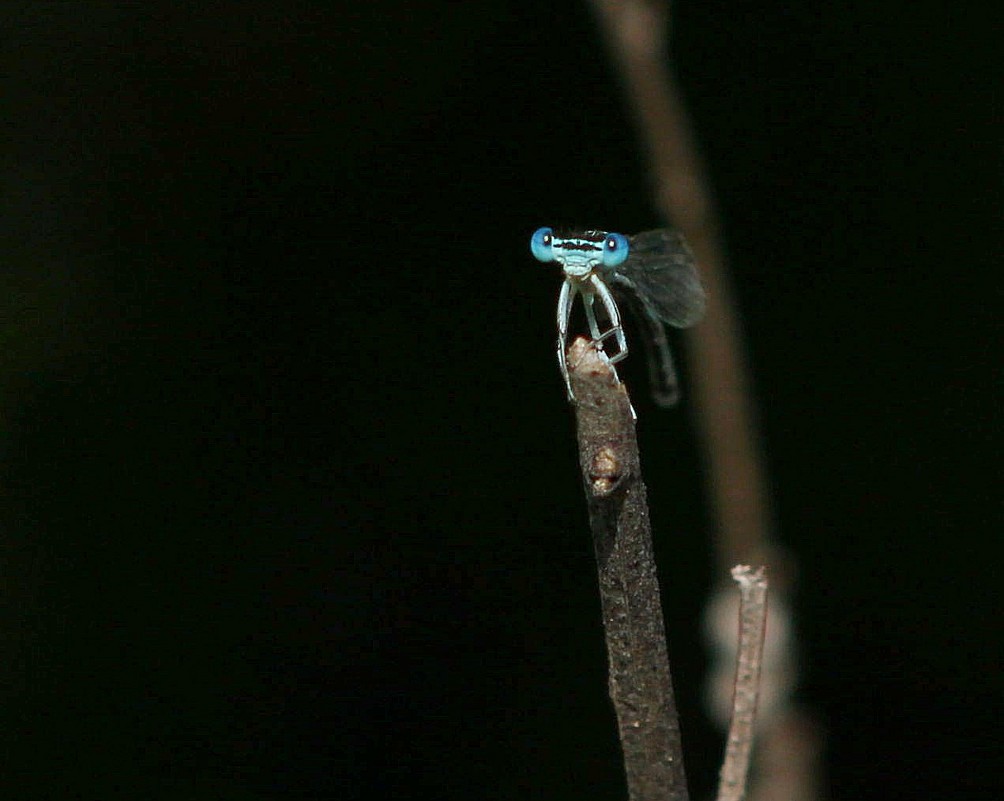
587;4;824;800
589;0;772;574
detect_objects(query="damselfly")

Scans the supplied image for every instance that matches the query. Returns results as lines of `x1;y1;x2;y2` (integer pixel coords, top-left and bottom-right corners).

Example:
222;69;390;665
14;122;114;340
530;227;706;406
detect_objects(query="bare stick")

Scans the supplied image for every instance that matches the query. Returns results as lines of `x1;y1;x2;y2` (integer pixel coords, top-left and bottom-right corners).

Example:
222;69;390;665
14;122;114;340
717;566;769;801
568;338;690;801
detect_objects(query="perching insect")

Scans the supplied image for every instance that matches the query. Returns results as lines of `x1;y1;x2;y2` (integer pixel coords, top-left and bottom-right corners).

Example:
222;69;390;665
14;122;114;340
531;227;705;406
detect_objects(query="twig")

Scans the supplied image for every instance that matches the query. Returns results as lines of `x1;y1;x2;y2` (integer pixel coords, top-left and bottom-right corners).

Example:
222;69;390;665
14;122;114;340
568;338;689;801
589;0;772;578
717;566;769;801
589;4;825;798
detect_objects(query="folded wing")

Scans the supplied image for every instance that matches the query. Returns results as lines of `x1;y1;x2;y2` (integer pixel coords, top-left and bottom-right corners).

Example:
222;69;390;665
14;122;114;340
611;229;706;329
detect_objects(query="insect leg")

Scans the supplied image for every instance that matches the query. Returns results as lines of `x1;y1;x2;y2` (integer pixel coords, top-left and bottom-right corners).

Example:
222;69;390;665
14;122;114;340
556;280;575;402
583;292;603;341
590;274;628;364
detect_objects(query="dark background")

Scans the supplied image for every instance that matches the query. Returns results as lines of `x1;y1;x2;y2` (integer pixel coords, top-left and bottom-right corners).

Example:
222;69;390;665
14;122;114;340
1;2;998;798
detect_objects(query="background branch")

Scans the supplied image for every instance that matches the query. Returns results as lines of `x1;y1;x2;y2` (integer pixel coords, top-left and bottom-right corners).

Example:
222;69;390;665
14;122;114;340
589;0;771;572
717;566;769;801
588;1;823;798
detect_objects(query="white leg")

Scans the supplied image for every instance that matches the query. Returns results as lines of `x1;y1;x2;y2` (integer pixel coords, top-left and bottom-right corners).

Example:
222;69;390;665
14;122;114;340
556;280;575;401
583;292;603;341
582;291;624;380
590;274;628;364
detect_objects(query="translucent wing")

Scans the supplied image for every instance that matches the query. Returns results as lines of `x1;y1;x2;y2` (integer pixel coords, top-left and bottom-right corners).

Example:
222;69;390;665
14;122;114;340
615;287;683;407
610;229;706;328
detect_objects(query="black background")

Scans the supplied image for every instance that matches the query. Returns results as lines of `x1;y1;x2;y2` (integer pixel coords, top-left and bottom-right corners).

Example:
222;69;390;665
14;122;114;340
1;2;998;798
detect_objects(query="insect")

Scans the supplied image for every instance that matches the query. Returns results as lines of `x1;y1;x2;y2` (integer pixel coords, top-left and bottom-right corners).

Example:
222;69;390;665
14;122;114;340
530;227;706;406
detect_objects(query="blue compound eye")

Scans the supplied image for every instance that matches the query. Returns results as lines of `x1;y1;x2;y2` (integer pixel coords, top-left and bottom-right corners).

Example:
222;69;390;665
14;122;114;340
530;227;555;263
602;232;629;268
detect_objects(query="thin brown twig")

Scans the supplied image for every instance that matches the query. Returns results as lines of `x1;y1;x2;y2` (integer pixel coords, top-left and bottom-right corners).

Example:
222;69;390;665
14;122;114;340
588;0;773;574
717;566;769;801
587;3;824;799
568;338;689;801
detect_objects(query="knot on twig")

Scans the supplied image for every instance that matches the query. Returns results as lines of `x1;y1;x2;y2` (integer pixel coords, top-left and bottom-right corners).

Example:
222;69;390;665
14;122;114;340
588;444;626;496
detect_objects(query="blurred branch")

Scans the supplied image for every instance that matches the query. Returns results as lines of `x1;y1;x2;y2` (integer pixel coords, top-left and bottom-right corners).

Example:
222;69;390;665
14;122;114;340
588;2;824;799
589;0;772;571
568;338;689;801
717;566;769;801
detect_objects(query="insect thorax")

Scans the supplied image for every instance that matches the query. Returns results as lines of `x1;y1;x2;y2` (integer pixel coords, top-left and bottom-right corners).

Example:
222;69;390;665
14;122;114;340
553;230;608;278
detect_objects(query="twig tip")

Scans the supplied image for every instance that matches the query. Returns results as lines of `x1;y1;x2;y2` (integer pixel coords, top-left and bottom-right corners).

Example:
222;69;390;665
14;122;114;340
730;564;768;589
